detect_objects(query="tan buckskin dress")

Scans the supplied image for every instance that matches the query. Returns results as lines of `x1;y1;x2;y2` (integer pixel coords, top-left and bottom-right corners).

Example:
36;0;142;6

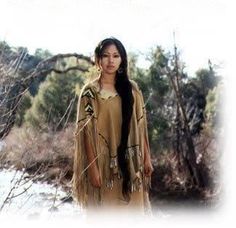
72;77;152;214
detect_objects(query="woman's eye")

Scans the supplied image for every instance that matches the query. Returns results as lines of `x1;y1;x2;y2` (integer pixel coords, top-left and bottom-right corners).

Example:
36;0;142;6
114;55;120;58
102;54;108;58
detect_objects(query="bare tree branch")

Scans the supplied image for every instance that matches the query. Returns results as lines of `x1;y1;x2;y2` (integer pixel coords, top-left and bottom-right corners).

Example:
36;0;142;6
0;52;94;139
163;38;207;189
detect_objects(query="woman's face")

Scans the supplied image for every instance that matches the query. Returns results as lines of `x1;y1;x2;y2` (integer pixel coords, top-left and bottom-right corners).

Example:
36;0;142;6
99;44;122;75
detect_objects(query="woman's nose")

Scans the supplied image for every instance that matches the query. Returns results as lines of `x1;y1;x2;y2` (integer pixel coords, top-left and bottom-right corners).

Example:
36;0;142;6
108;56;114;63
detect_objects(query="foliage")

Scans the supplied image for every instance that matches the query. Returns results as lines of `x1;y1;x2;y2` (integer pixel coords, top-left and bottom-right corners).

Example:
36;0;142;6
15;91;32;127
1;39;223;203
195;68;221;96
131;46;222;158
132;47;174;153
24;67;84;131
204;82;223;131
34;48;53;59
0;40;50;98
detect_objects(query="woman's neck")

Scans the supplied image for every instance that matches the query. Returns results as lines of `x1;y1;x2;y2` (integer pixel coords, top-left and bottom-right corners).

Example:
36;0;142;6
98;72;116;92
100;72;116;85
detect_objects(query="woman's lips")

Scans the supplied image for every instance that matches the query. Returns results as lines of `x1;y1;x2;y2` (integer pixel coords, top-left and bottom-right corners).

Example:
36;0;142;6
107;65;115;69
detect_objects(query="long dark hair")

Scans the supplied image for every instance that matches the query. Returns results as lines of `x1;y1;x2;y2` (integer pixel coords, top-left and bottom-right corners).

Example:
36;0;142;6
95;37;134;201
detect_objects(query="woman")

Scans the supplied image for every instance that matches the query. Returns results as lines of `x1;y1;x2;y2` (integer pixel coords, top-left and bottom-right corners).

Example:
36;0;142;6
72;37;153;213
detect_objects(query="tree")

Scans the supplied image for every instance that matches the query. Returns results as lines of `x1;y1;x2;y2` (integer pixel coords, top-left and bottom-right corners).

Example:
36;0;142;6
34;48;53;59
195;64;221;96
24;68;84;131
131;46;172;153
204;82;223;131
14;91;32;127
0;48;94;139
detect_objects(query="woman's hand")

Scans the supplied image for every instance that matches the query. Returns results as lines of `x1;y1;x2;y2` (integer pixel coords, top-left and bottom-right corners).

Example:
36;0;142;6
88;164;102;188
143;137;154;177
144;156;154;177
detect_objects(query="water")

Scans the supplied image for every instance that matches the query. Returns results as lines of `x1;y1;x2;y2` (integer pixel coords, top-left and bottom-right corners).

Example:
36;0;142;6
0;140;6;151
0;169;85;220
0;169;223;228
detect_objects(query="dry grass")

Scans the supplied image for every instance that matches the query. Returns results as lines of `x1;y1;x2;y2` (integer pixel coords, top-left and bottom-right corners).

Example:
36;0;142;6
0;122;221;205
0;124;75;188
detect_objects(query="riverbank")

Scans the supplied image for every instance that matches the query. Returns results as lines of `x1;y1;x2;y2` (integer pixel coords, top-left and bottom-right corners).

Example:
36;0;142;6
0;125;74;193
0;125;221;215
0;168;84;219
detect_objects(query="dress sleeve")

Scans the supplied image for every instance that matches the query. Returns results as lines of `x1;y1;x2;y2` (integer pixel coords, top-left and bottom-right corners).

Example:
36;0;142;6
138;88;151;156
131;81;152;207
139;92;152;208
72;84;98;206
131;80;151;157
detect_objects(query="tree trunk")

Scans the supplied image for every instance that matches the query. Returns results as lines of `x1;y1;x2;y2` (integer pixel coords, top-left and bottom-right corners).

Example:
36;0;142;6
166;45;206;189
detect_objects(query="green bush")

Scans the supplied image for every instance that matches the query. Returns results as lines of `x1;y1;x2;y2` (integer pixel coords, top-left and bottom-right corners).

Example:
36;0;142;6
204;82;223;130
24;70;84;131
15;91;32;127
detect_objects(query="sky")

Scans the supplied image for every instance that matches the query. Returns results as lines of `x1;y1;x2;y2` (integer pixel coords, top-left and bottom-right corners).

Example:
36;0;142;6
0;0;236;226
0;0;232;76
